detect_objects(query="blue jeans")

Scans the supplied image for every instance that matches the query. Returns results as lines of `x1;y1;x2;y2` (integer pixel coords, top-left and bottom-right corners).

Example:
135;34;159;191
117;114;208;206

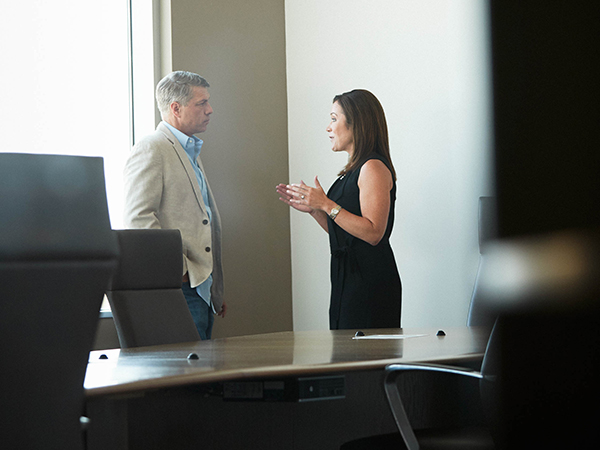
181;282;214;340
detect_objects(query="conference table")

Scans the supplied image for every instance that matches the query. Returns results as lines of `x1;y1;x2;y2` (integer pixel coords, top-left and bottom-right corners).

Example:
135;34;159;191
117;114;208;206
84;327;489;450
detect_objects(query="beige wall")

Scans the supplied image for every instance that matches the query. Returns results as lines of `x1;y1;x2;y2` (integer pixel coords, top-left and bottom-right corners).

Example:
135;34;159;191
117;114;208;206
165;0;293;338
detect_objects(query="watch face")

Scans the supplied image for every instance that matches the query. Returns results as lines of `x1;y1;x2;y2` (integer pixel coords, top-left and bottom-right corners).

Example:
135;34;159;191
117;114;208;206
329;205;341;220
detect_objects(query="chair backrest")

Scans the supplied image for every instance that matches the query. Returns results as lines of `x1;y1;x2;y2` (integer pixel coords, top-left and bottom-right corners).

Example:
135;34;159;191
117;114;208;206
107;229;200;348
0;153;118;450
467;196;497;327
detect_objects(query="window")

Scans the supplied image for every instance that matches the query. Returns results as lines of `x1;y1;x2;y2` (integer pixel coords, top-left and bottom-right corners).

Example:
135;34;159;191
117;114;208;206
1;1;160;315
0;0;131;229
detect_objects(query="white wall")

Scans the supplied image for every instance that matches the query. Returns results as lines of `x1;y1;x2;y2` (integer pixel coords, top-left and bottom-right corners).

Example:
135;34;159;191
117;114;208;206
285;0;493;329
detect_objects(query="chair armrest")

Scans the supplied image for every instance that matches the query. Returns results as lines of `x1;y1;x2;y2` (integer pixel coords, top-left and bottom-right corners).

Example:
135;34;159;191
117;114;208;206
384;364;483;450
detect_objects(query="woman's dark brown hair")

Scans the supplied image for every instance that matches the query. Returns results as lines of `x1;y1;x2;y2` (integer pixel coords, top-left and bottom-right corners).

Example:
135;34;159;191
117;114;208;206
333;89;396;181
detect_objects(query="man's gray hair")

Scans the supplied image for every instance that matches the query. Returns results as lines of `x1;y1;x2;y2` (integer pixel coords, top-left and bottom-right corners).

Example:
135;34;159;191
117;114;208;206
156;71;210;117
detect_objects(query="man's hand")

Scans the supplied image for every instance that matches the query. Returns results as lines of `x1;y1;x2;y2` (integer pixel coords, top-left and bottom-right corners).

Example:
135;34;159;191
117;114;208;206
218;301;227;318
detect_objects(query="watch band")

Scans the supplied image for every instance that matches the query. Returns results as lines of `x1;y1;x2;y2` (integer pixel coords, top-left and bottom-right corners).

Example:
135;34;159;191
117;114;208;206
329;204;342;220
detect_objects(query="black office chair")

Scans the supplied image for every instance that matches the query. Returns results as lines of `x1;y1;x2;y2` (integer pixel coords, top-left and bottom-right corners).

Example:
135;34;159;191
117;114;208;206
0;153;119;450
341;322;499;450
106;228;200;348
467;197;497;327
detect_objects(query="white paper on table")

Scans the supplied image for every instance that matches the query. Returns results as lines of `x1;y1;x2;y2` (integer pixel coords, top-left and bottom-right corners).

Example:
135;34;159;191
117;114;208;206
352;334;428;340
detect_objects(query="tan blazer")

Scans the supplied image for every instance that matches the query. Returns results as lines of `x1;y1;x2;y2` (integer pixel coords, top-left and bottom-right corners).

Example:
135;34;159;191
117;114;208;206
123;122;224;313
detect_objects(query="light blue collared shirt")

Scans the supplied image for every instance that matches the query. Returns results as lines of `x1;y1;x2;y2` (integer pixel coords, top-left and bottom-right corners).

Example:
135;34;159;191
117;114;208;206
164;122;213;307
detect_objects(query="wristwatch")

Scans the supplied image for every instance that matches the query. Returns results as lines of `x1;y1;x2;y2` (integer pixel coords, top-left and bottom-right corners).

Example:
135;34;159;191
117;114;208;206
329;204;342;220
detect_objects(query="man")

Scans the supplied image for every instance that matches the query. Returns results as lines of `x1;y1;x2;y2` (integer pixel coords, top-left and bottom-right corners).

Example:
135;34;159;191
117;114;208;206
124;71;226;340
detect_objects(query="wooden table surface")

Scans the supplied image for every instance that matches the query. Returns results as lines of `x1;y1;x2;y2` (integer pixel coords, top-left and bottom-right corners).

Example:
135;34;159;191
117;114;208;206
85;327;488;398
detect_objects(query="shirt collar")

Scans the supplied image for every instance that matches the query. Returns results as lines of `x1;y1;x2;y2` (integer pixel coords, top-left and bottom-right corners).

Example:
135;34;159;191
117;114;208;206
163;121;203;160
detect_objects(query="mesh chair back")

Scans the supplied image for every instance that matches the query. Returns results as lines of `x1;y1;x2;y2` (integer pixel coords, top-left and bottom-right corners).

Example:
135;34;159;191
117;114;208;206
467;196;497;327
107;229;200;348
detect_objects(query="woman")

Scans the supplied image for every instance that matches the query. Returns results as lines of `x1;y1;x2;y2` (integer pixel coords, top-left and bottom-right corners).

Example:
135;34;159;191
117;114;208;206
277;89;401;329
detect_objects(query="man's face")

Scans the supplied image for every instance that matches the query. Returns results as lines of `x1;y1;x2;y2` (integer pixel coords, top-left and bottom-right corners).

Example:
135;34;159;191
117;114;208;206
176;86;213;136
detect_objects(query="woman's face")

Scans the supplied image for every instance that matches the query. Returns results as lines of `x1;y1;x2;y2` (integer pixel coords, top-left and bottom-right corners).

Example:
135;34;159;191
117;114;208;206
326;101;354;154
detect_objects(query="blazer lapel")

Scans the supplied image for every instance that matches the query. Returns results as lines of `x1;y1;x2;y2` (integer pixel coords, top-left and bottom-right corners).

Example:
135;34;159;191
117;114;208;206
157;122;207;215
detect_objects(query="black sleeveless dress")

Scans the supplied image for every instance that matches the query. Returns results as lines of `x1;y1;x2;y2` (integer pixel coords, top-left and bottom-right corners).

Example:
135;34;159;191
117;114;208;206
327;154;402;330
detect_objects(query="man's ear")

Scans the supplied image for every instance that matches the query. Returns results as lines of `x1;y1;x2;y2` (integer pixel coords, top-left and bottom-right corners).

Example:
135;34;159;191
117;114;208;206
170;101;181;117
